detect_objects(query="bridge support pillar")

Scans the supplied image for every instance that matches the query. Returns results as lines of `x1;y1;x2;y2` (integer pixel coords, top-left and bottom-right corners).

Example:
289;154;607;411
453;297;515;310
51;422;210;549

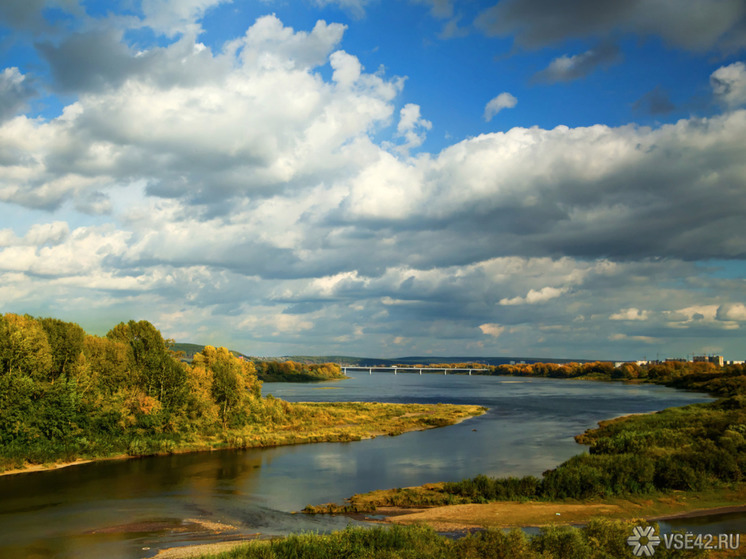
469;369;471;375
369;368;372;374
419;369;422;375
444;370;447;375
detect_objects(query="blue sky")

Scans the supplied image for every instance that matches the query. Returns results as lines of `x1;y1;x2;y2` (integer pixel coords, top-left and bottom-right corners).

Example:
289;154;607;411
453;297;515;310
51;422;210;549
1;0;745;360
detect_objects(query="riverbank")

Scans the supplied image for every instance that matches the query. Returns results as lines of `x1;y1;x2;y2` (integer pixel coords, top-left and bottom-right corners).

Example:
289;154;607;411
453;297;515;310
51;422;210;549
0;401;485;476
153;504;746;559
359;484;746;531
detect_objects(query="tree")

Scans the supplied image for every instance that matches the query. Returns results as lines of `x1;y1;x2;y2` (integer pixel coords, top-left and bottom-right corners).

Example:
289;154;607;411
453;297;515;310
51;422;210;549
39;317;86;380
192;346;261;428
82;334;131;394
0;313;53;381
106;320;187;411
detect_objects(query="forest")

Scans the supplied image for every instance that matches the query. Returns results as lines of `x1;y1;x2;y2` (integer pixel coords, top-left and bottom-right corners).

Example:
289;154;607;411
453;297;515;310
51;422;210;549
0;313;479;472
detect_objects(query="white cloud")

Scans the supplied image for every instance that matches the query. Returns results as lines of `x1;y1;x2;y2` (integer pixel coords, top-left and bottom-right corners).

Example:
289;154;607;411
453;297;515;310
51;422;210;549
533;43;621;83
2;13;746;359
711;61;746;108
394;103;432;154
483;92;517;121
500;286;568;306
610;307;649;321
141;0;231;37
716;302;746;321
479;323;505;337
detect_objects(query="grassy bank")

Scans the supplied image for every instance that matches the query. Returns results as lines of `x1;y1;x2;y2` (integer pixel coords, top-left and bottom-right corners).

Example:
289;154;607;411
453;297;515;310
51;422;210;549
0;401;485;474
166;521;731;559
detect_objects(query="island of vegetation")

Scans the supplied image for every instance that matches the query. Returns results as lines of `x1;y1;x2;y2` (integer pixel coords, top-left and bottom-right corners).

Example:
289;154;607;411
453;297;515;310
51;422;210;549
0;313;484;474
171;343;348;382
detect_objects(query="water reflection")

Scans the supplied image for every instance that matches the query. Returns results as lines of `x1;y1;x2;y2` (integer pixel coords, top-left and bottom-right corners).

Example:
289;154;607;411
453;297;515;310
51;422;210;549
0;373;722;558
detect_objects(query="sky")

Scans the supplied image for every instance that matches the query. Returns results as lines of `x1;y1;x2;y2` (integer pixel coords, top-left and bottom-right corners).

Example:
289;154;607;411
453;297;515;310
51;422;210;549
1;0;746;361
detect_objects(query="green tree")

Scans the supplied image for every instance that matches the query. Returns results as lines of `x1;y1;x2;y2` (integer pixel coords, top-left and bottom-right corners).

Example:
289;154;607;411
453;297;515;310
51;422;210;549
0;313;53;381
106;320;187;411
39;317;86;380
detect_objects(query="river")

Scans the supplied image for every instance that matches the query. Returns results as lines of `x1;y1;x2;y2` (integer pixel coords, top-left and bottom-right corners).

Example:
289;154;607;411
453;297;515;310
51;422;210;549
0;372;734;558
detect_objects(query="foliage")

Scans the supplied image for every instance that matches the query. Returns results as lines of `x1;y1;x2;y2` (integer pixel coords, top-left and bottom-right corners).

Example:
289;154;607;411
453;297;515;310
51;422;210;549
255;360;346;382
198;520;708;559
0;314;261;467
0;314;482;471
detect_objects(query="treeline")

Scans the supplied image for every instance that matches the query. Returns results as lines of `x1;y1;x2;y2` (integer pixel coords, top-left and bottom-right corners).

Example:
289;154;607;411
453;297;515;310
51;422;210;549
402;359;746;397
490;359;746;385
0;313;270;468
255;360;346;382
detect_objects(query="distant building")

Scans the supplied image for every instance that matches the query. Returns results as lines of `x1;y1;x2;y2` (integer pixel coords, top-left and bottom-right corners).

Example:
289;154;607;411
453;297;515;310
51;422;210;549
665;358;687;363
693;355;724;366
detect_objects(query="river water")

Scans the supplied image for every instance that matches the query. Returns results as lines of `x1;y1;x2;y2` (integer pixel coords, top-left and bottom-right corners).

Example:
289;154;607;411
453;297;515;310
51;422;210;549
0;372;736;558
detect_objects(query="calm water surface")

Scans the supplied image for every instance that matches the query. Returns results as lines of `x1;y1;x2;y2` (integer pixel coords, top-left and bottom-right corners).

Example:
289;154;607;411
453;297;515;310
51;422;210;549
0;373;731;558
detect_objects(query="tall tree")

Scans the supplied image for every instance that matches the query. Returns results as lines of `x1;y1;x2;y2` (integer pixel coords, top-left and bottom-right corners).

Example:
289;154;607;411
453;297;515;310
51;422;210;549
106;320;187;410
192;346;260;428
39;317;86;380
0;313;53;380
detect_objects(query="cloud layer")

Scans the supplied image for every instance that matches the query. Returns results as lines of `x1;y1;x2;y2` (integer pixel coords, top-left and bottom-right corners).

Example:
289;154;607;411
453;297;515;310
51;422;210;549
0;5;745;360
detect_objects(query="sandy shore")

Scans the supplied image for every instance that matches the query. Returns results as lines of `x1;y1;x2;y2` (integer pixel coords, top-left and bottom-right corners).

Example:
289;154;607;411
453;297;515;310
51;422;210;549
150;500;746;558
0;457;113;477
153;539;259;558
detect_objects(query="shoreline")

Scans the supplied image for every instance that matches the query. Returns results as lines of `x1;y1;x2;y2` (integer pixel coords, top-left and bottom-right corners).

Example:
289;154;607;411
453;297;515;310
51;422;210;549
0;402;485;478
150;501;746;559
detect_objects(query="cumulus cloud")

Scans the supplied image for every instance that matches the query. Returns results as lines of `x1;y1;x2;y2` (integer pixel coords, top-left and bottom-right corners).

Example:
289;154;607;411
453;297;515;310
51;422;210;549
474;0;746;51
610;308;649;321
479;323;505;337
711;61;746;108
533;43;621;83
483;92;517;121
500;286;568;305
0;67;36;122
141;0;231;37
394;103;432;154
0;15;402;211
716;302;746;321
2;12;746;358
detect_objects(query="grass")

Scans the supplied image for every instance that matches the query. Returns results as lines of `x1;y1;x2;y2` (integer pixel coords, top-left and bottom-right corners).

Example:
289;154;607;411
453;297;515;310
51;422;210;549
303;482;746;520
1;401;486;474
177;520;726;559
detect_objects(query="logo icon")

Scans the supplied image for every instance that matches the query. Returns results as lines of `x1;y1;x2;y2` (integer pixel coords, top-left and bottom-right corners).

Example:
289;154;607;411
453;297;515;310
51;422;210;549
627;525;661;556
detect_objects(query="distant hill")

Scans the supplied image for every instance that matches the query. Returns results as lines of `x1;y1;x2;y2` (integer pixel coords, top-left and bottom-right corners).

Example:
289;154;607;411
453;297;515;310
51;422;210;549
172;344;597;367
284;355;597;366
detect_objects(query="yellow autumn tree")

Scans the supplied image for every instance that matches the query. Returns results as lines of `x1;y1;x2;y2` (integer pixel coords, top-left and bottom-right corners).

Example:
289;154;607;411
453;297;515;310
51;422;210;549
191;346;261;428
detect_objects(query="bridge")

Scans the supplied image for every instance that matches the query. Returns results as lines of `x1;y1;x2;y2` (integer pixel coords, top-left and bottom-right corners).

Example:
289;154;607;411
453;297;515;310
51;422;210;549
341;366;489;376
